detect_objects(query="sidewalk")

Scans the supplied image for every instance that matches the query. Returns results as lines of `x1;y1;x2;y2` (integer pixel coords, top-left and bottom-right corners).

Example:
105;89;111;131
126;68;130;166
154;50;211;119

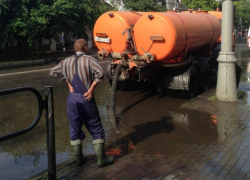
29;85;250;180
0;48;99;69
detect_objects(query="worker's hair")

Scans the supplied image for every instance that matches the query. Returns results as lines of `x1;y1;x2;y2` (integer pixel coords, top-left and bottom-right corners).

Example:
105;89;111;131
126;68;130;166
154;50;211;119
74;38;88;52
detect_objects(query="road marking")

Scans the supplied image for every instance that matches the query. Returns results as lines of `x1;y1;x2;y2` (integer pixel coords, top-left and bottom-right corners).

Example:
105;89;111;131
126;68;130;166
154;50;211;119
0;61;109;77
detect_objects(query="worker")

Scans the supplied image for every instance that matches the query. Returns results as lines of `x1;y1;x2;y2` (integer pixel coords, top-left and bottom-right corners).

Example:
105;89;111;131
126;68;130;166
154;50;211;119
49;38;114;167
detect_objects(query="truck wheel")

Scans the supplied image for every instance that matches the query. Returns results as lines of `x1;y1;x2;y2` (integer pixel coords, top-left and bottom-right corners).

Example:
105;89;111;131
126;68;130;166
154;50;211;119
178;66;198;99
200;62;211;92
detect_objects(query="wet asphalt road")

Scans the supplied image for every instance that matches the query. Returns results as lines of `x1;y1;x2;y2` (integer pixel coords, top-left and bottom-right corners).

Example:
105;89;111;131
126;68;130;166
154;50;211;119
0;42;249;180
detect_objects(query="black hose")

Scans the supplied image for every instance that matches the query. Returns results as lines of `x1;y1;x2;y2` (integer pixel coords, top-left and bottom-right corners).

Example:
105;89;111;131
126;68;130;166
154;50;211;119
109;63;122;130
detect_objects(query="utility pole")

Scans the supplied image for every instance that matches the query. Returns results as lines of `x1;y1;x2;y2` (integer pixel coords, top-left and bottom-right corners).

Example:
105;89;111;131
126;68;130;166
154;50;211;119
216;0;238;102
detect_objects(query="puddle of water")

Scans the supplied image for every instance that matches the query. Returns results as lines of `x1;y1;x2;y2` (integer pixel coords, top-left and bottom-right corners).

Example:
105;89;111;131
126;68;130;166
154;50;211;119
106;87;243;156
104;90;229;156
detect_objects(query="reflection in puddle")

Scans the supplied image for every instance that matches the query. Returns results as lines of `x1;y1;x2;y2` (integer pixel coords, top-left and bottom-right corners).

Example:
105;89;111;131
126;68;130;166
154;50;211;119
105;108;220;157
169;111;242;143
169;111;190;133
168;110;218;144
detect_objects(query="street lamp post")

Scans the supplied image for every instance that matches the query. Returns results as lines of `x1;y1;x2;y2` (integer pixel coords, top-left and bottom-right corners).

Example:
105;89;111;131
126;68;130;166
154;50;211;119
216;0;238;102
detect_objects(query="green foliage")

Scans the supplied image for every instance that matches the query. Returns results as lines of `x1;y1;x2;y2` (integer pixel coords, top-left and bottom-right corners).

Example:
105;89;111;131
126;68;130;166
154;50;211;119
0;0;110;59
181;0;220;11
124;0;166;12
208;95;217;101
182;0;250;29
234;0;250;29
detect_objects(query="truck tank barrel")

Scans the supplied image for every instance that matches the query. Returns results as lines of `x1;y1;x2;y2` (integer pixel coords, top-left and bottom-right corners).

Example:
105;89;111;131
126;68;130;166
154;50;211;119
133;12;221;62
93;11;148;54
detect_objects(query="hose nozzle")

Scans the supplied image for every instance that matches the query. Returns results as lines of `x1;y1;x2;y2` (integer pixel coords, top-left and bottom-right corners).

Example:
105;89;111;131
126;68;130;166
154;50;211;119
97;50;109;60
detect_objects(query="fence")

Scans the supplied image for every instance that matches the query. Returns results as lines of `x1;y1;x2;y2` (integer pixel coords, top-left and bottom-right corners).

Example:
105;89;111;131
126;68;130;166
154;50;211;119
0;86;56;180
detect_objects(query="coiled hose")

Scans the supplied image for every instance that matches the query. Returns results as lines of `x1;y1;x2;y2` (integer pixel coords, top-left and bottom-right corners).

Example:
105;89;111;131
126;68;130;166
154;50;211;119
109;63;122;130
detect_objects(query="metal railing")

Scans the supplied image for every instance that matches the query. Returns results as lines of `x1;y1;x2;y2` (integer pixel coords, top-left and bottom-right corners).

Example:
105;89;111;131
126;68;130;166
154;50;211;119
0;86;56;180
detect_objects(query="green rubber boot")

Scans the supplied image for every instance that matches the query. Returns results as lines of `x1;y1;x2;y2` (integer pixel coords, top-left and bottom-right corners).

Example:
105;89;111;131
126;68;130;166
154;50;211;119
93;139;114;168
71;140;85;166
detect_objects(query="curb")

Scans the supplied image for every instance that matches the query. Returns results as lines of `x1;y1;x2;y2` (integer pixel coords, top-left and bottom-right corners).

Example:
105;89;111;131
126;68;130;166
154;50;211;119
0;59;49;69
0;53;99;69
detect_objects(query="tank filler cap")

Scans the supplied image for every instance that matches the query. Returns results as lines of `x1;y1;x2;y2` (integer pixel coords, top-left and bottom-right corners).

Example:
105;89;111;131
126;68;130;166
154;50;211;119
148;15;154;20
108;13;114;18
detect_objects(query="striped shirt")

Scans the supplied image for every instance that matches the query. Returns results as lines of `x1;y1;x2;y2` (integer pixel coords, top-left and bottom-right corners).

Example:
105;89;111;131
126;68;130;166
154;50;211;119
49;52;104;89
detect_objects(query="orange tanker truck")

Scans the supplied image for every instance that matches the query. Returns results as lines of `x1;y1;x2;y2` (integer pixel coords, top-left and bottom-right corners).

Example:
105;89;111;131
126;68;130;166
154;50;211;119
94;11;223;98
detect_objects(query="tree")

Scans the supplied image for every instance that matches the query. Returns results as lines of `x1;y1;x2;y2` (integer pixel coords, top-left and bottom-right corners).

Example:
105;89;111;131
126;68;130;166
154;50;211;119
181;0;250;30
181;0;220;11
123;0;166;12
0;0;110;59
234;0;250;29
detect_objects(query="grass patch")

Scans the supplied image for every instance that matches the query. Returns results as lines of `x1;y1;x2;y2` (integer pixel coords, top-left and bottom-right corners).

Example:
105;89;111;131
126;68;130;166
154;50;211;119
237;90;246;99
208;95;217;101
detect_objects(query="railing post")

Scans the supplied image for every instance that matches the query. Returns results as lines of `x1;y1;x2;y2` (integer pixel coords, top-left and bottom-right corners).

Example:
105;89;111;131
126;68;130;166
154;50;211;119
45;86;56;180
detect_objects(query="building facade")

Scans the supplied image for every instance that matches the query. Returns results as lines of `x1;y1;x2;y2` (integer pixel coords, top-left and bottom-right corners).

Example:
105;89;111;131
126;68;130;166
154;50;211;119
166;0;183;10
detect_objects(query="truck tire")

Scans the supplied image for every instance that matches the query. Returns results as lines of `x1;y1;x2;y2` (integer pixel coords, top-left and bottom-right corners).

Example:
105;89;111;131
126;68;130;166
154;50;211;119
200;62;211;92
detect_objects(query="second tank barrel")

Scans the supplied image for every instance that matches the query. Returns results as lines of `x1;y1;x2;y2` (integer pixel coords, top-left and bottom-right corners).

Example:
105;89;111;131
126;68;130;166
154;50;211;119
133;12;221;62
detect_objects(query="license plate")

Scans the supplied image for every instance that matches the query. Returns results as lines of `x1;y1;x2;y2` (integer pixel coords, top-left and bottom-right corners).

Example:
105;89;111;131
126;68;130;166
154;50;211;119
95;36;110;43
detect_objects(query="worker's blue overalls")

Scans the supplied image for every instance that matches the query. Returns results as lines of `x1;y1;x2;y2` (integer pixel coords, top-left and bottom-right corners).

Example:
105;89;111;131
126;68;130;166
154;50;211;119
67;54;105;141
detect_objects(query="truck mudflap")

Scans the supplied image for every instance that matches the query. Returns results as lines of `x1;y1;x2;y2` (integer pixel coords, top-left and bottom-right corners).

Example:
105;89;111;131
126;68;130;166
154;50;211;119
167;61;200;91
167;68;191;90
